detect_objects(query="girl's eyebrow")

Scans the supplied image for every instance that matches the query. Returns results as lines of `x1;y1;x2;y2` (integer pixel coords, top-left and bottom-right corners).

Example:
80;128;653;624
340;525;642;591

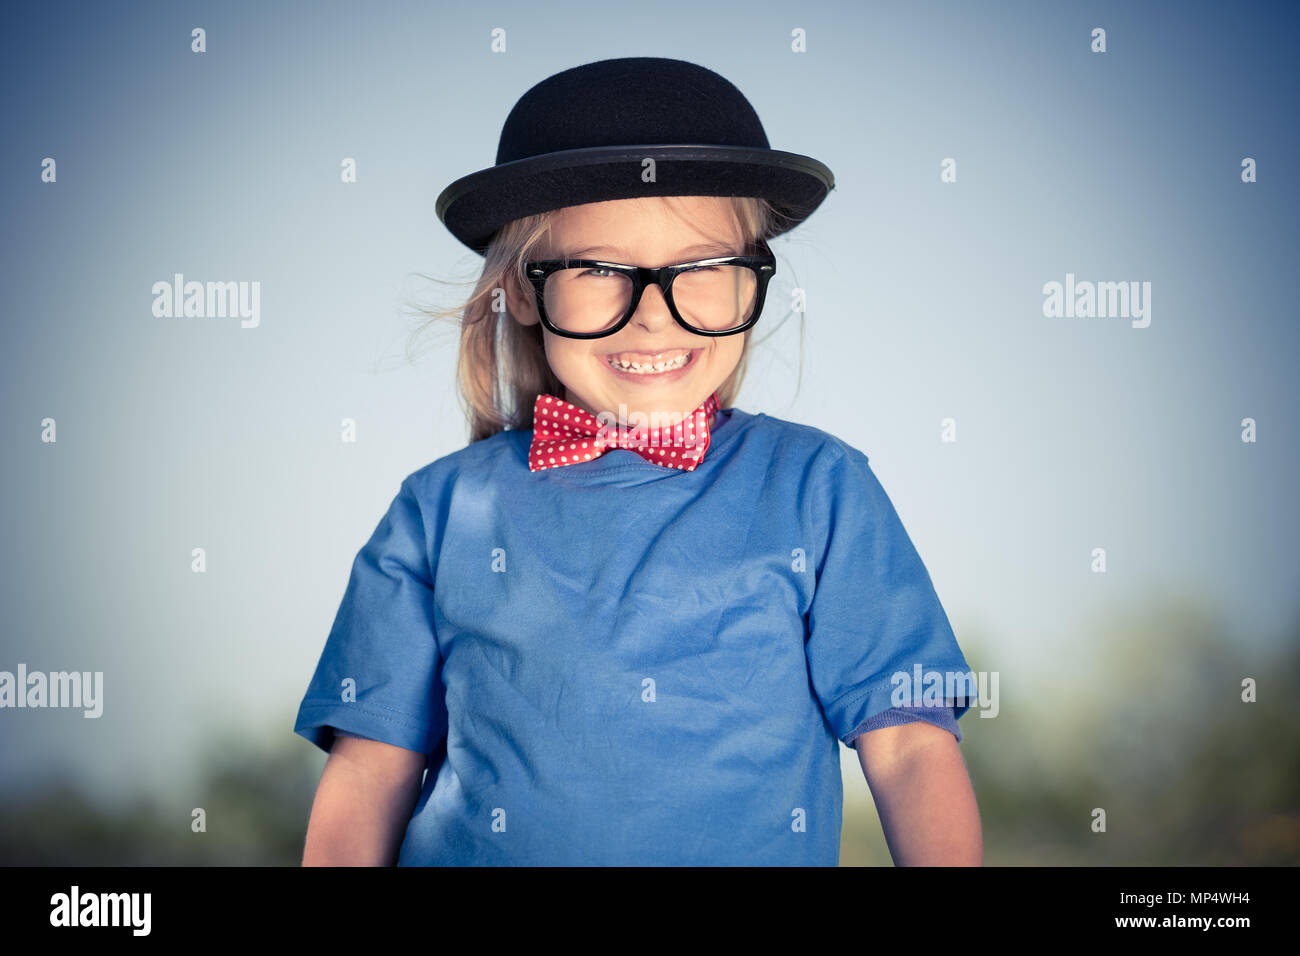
564;242;739;260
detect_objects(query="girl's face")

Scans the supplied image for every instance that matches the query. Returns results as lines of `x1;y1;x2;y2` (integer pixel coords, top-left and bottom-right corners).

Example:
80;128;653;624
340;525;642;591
508;195;747;423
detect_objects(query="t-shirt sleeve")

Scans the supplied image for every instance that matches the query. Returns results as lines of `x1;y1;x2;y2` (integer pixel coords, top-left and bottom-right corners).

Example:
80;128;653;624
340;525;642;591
292;475;449;756
843;702;963;746
805;446;977;747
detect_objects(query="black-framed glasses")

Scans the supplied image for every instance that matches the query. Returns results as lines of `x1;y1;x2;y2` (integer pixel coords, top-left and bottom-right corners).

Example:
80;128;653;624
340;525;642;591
523;240;776;339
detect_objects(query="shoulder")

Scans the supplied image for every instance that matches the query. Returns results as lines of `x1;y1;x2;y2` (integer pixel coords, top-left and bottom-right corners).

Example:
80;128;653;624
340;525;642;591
396;427;531;506
739;408;871;472
734;409;889;526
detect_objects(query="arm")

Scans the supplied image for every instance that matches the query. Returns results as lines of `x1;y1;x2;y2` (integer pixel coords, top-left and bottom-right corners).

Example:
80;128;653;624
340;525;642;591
854;720;982;866
302;734;428;866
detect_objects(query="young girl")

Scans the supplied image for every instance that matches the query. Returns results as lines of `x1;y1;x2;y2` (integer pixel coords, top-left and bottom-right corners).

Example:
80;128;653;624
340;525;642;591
294;56;982;866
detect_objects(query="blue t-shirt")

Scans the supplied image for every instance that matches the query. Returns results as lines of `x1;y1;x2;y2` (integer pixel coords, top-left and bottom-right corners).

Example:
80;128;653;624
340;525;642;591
293;406;976;865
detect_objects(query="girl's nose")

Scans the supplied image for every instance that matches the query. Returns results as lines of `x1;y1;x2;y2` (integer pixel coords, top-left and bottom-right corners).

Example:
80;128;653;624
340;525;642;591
629;283;674;332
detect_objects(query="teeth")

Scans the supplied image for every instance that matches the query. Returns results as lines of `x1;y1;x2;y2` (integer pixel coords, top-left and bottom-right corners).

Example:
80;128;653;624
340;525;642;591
607;351;691;374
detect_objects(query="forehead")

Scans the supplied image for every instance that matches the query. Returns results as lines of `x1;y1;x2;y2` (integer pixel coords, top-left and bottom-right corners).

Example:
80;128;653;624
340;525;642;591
545;196;743;258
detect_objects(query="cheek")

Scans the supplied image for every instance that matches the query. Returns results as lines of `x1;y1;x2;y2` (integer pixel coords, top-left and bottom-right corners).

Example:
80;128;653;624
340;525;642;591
708;339;743;366
545;341;597;379
541;336;578;367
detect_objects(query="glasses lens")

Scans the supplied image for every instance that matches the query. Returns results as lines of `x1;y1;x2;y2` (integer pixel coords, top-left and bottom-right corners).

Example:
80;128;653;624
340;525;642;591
543;264;759;335
672;264;758;332
544;267;633;335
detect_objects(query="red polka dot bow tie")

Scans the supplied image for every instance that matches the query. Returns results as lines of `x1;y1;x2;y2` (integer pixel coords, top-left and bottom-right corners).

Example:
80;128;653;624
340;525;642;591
528;392;721;472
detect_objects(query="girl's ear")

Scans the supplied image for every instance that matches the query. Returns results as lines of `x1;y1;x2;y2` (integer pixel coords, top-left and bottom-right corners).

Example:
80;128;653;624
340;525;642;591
504;274;539;326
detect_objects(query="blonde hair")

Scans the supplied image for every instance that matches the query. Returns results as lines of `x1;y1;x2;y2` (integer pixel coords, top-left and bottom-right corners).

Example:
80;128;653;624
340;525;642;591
408;195;797;444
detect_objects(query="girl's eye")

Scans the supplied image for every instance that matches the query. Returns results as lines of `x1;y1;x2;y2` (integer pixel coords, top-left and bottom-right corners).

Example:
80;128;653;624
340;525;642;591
579;268;620;279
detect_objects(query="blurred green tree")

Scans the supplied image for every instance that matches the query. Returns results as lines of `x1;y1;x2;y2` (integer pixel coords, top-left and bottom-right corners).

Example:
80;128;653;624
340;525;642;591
2;596;1296;866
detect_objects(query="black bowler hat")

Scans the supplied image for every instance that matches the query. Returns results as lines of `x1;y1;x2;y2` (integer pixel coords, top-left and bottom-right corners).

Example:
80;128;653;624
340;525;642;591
435;56;836;256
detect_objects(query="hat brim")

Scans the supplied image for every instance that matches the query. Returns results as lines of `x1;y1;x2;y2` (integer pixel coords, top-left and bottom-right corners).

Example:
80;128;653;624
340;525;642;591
436;144;835;256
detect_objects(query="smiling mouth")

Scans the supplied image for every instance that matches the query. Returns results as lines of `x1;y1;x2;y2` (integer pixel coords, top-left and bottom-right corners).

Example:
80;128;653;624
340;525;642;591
604;349;697;374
